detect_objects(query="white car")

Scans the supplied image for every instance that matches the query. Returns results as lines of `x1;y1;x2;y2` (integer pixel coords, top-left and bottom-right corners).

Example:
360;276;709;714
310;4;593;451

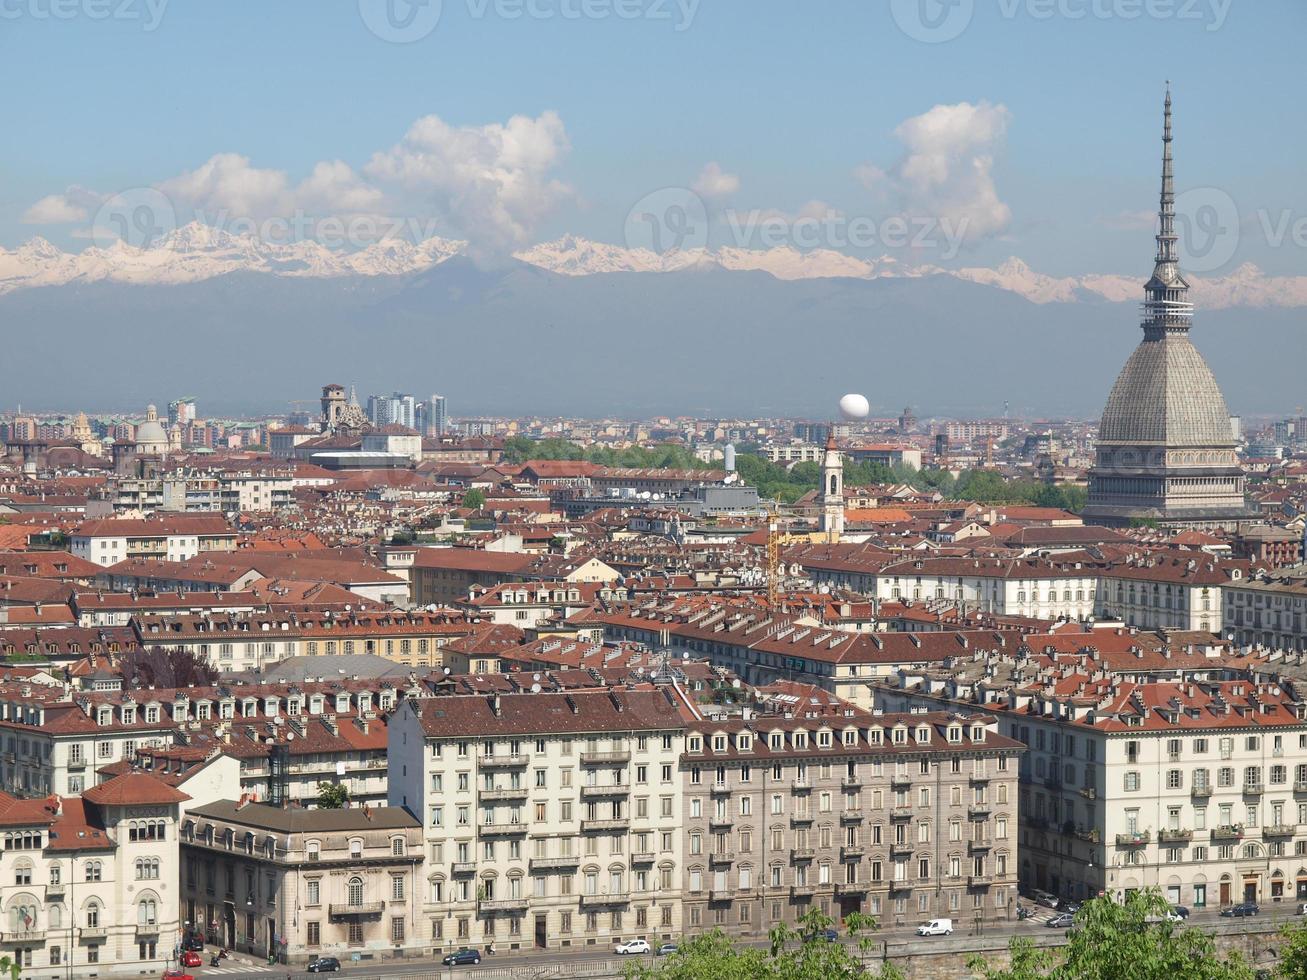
916;918;953;936
615;939;652;955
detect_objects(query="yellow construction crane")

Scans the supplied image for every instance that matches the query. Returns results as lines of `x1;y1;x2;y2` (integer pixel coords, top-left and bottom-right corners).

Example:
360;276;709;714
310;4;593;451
764;499;797;608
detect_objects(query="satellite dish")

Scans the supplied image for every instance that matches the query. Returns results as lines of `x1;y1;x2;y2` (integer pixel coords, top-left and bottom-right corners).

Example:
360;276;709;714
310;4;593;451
532;673;542;682
530;683;542;694
839;393;870;420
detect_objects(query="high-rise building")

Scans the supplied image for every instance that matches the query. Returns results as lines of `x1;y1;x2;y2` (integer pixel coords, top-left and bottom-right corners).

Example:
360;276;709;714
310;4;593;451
429;394;447;436
1083;90;1256;530
168;398;196;426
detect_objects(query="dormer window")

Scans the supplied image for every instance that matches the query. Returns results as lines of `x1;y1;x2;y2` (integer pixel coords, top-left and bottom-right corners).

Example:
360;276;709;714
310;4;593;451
736;734;753;752
947;726;963;743
712;735;727;752
769;733;783;751
336;695;351;713
817;731;832;748
842;729;857;746
868;729;883;745
96;708;111;726
916;726;931;743
688;736;702;753
971;726;986;743
793;732;808;749
892;727;907;745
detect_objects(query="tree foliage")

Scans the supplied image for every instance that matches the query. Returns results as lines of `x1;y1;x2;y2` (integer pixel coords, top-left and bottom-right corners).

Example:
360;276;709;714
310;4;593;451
461;488;486;511
625;906;903;980
316;781;349;809
969;891;1254;980
1275;918;1307;978
121;645;219;689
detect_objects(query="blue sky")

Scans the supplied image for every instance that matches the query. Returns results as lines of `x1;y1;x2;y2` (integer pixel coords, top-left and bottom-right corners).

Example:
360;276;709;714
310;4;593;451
2;0;1304;275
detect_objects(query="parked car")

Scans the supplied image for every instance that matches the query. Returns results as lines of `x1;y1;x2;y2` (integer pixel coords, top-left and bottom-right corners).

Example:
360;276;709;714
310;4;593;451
1060;900;1082;915
1048;912;1076;929
916;918;953;937
1031;890;1060;909
614;939;651;955
1297;902;1307;916
803;928;838;942
182;938;204;953
162;972;193;980
656;943;678;956
1171;905;1190;919
1220;903;1259;918
179;952;203;968
441;948;482;966
307;957;341;973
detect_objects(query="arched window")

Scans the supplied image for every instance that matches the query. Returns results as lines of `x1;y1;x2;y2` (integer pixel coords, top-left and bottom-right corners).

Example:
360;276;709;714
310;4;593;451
85;901;101;928
9;902;38;933
347;876;364;907
138;897;158;926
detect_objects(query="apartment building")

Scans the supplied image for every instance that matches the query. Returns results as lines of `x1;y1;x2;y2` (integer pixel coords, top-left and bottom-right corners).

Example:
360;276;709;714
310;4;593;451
1097;555;1234;633
0;772;187;979
70;517;237;568
387;689;691;953
180;801;423;962
870;557;1099;622
877;672;1307;910
678;709;1023;937
1224;575;1307;652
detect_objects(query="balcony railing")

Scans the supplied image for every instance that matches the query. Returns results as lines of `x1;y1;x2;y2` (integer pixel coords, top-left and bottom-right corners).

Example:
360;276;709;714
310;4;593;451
968;875;993;887
890;776;912;790
452;862;478;876
329;902;385;917
708;889;735;903
890;807;913;821
1158;828;1193;843
840;809;865;823
968;804;991;819
840;845;864;861
1243;782;1265;796
789;884;819;898
841;776;863;789
1;930;45;944
889;841;914;856
1293;780;1307;794
790;847;815;862
580;750;631;765
479;755;529;769
790;814;814;826
478;897;529;913
709;851;735;865
529;855;580;871
579;892;630;907
970;837;996;850
1211;824;1244;841
835;882;869;896
888;878;912;892
1264;824;1297;838
1078;786;1097;800
77;927;106;941
1073;829;1100;844
708;817;734;831
1115;831;1150;846
580;785;631;800
630;852;656;865
478;787;529;802
1191;785;1213;798
580;818;630;833
480;822;528;837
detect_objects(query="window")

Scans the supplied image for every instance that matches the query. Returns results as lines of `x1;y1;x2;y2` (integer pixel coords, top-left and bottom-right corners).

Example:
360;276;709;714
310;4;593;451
307;922;320;947
307;880;320;906
348;876;364;907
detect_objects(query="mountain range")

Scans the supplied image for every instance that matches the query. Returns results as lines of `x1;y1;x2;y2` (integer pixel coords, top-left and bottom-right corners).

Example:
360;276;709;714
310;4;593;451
5;222;1307;310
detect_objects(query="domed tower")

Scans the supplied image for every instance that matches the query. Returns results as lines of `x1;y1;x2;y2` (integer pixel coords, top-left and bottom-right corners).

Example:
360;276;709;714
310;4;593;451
818;432;844;541
1083;89;1256;530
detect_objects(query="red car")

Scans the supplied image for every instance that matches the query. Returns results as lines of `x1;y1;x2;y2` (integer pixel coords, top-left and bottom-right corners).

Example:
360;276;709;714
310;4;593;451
163;972;194;980
180;951;203;968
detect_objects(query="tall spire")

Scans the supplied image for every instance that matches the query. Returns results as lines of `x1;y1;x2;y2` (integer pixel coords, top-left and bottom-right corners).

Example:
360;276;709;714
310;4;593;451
1142;84;1192;339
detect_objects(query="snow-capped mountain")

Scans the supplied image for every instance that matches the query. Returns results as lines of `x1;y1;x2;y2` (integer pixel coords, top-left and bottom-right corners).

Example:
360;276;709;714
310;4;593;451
2;224;1305;309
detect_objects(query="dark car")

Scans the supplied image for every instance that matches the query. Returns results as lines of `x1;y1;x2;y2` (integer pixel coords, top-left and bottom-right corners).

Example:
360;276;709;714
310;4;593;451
1171;905;1190;919
182;938;204;953
1061;900;1083;915
1048;912;1076;929
1220;903;1259;918
803;929;838;942
307;957;341;973
441;949;482;966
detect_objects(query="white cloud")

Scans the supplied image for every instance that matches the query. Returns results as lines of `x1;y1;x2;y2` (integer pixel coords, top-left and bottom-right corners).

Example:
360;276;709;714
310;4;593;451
21;186;101;224
856;101;1012;246
157;153;291;220
1098;209;1156;231
365;110;572;254
692;162;740;200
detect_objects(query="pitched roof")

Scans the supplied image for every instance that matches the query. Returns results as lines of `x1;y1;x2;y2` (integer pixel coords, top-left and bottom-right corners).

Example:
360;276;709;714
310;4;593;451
81;772;191;806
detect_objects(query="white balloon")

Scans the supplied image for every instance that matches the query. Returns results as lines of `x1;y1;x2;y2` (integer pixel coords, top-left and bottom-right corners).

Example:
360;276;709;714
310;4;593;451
838;393;870;420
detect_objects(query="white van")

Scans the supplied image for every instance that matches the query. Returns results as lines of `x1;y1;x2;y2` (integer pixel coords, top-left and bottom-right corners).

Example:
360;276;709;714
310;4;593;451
916;918;953;936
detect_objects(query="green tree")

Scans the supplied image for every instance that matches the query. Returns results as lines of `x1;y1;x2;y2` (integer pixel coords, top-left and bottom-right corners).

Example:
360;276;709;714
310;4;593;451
462;488;486;510
1276;918;1307;978
625;906;903;980
969;891;1253;980
316;781;349;809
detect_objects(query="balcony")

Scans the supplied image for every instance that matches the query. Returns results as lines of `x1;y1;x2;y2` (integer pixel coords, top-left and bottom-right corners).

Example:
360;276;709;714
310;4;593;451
967;804;992;819
790;814;814;826
841;775;863;789
579;892;630;907
1191;784;1213;799
480;822;528;837
792;780;812;794
969;837;995;851
890;807;913;821
1243;782;1265;796
835;881;869;896
791;847;815;862
789;884;819;898
67;758;86;771
78;927;106;941
1212;824;1245;841
890;775;912;790
840;845;864;861
329;902;385;917
478;787;529;802
2;930;45;944
1293;780;1307;794
529;855;580;871
1078;786;1097;800
1264;824;1297;838
580;785;631;800
1158;828;1192;843
580;818;630;833
968;875;994;888
709;851;735;865
889;841;914;856
1115;831;1150;847
479;754;528;769
135;923;160;937
479;897;529;913
45;883;65;898
630;852;656;865
708;889;735;903
451;862;478;876
888;878;913;892
708;817;734;831
580;750;631;765
840;809;864;823
710;783;732;796
970;773;991;786
1072;829;1100;844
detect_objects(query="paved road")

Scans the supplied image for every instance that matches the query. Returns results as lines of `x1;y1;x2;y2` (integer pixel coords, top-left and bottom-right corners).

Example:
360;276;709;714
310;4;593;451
187;902;1306;980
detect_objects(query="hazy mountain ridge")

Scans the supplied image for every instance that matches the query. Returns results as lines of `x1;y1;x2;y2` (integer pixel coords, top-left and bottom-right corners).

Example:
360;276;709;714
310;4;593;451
4;223;1307;309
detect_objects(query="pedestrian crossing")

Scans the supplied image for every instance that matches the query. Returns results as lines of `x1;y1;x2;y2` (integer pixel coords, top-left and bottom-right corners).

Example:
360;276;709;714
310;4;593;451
201;965;274;974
